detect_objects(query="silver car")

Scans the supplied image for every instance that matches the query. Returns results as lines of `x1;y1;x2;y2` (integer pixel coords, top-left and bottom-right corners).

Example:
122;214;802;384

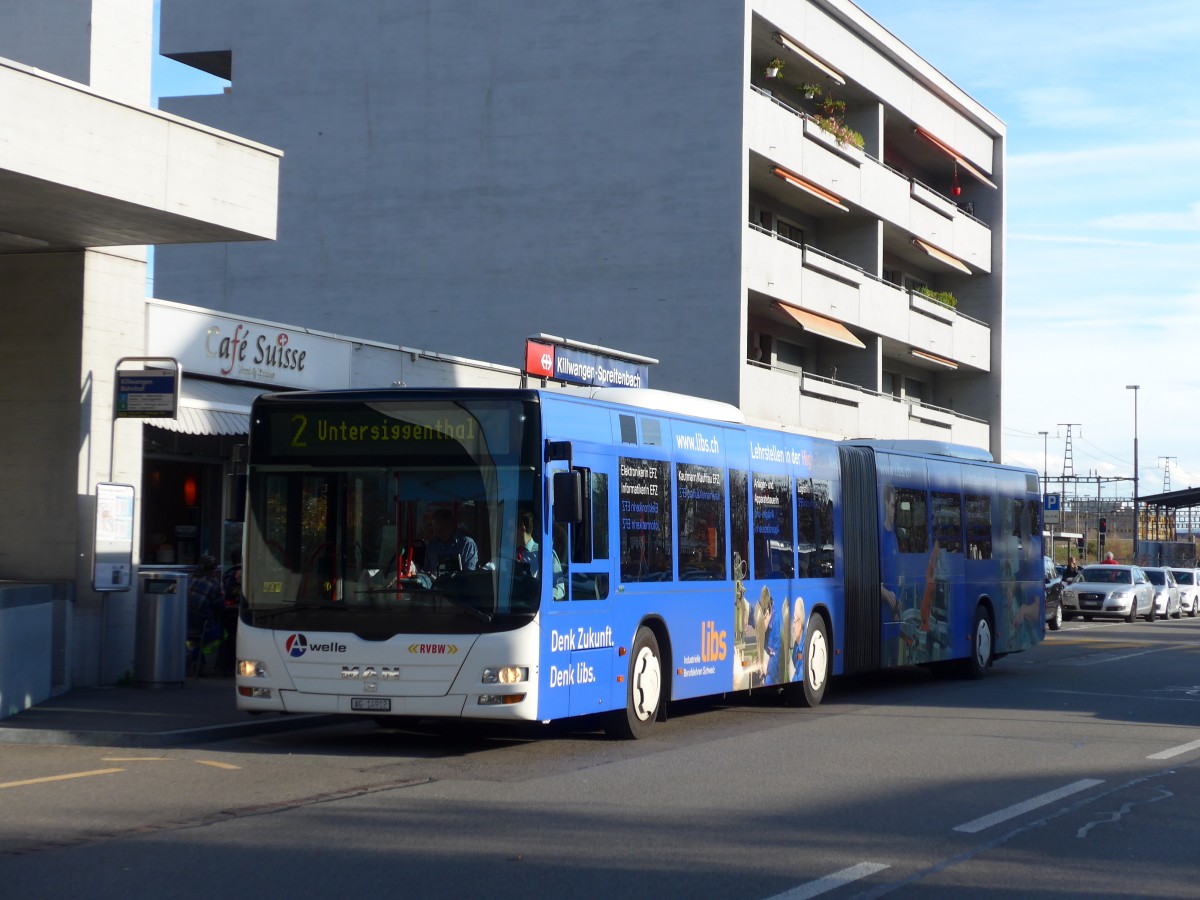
1062;564;1156;622
1168;567;1200;617
1144;567;1182;619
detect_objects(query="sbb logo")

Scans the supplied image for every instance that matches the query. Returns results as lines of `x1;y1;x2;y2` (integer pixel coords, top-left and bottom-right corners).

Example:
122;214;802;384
525;340;555;378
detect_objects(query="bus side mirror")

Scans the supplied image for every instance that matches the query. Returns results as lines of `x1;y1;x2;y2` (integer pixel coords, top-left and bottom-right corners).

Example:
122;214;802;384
553;471;583;524
224;472;246;523
553;469;594;565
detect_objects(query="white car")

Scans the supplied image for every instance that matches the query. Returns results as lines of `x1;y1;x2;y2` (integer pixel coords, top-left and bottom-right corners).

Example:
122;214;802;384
1143;567;1182;619
1062;564;1156;622
1168;567;1200;617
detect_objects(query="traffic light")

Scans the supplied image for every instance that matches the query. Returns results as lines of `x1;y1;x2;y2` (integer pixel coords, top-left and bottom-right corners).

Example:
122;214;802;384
1099;516;1108;535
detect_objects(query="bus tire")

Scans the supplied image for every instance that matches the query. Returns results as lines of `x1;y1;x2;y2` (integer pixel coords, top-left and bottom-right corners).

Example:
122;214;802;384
606;626;663;739
795;615;830;708
962;604;993;679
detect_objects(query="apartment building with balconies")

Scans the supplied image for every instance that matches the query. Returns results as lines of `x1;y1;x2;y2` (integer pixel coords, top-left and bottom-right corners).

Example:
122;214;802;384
156;0;1004;457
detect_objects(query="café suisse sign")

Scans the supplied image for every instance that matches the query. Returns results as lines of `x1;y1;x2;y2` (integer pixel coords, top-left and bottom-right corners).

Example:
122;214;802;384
147;301;351;389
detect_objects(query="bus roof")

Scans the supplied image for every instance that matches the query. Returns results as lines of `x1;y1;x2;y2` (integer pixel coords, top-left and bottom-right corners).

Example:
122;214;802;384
587;388;745;424
843;438;993;462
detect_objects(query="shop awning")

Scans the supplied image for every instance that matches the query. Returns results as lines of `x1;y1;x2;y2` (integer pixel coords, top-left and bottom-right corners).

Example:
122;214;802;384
147;378;266;436
913;127;997;190
911;238;972;274
774;302;865;349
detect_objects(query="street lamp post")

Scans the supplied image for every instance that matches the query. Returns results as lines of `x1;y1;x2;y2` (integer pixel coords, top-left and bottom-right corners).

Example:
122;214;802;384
1126;385;1139;561
1038;430;1049;496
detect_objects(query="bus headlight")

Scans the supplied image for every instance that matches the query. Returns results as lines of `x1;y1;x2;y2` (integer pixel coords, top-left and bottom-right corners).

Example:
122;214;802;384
482;666;528;685
478;693;527;706
237;659;268;678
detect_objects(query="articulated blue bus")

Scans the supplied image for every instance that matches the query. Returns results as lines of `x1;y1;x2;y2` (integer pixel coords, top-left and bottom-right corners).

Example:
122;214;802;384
235;387;1044;737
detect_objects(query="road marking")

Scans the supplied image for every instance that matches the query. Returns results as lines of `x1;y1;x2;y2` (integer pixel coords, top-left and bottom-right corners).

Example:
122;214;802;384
1068;647;1173;666
0;768;124;790
763;863;890;899
1148;738;1200;760
102;756;171;762
953;779;1104;833
195;760;241;770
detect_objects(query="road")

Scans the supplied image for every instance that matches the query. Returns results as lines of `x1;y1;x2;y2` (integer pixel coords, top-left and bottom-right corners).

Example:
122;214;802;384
3;615;1199;899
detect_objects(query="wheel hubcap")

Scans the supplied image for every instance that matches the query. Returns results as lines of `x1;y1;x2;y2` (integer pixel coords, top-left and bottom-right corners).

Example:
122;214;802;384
631;646;661;722
807;629;828;692
975;618;992;667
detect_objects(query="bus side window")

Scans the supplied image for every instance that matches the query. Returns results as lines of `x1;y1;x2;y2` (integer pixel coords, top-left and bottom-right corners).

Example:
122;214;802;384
568;471;611;601
676;463;726;581
931;491;963;554
618;456;672;582
752;473;793;579
965;494;992;559
797;478;835;577
893;487;928;554
729;469;750;582
590;472;609;559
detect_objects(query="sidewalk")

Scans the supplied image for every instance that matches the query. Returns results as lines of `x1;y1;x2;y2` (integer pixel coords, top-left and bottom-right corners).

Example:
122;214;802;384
0;676;342;748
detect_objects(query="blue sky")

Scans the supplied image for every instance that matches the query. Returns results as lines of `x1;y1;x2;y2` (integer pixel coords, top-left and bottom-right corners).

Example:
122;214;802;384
152;1;1200;496
855;0;1200;497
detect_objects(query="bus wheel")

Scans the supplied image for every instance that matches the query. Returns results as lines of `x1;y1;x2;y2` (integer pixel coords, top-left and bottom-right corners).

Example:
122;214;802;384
606;627;662;739
795;615;830;708
962;604;993;679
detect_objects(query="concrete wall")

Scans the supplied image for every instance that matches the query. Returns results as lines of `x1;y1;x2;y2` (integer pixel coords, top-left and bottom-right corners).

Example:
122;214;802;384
0;0;151;103
0;249;149;687
157;0;749;405
0;254;88;581
0;0;96;88
0;583;55;719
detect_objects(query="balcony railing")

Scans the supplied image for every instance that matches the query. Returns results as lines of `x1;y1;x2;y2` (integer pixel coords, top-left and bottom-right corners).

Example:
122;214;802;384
747;221;987;327
751;82;991;231
878;159;989;229
745;359;986;425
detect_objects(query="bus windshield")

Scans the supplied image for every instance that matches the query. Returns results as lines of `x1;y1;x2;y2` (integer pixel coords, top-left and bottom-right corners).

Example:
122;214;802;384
243;395;541;636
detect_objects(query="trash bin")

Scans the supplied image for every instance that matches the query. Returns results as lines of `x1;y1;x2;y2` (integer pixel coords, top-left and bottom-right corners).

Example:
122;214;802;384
135;570;189;688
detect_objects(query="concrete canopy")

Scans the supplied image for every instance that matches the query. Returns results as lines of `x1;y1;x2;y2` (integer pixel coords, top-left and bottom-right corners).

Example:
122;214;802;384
0;60;280;253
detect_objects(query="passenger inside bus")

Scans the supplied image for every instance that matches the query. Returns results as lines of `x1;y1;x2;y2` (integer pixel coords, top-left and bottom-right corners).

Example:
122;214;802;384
515;510;565;600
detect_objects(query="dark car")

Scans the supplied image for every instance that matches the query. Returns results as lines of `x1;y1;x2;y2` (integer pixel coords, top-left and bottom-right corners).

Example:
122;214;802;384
1044;555;1064;631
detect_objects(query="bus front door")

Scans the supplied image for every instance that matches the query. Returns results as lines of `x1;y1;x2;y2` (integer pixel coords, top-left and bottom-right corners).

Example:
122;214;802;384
544;453;617;720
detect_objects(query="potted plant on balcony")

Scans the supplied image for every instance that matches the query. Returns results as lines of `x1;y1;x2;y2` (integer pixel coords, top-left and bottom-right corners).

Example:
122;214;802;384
797;82;822;99
764;58;785;78
820;96;846;117
815;115;865;150
916;286;958;309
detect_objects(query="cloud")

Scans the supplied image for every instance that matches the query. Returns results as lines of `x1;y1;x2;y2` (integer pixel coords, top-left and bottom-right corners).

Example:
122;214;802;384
1094;202;1200;232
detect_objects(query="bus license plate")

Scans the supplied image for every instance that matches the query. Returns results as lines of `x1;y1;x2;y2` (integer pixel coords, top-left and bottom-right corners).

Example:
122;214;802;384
351;697;391;712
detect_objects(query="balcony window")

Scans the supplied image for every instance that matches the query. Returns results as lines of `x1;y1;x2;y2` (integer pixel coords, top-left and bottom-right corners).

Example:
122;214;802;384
776;339;806;374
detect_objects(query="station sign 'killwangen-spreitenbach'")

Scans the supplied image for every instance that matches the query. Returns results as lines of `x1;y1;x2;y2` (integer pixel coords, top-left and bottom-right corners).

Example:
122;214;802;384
524;335;655;389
